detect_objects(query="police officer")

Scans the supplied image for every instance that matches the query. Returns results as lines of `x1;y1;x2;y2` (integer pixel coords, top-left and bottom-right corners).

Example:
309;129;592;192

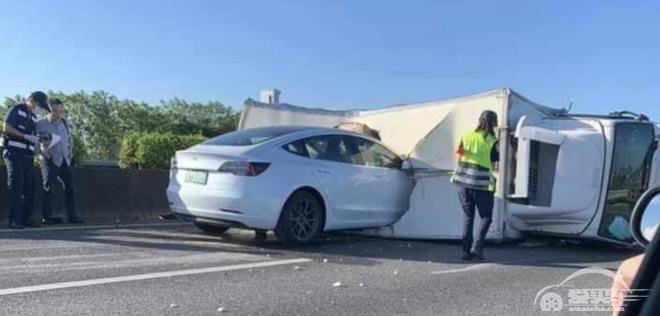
2;91;50;229
451;110;499;261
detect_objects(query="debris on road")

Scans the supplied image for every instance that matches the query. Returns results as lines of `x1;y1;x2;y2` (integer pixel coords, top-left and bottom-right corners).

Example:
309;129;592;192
322;258;329;263
169;303;179;309
294;265;303;270
217;307;227;313
159;213;177;220
333;281;346;288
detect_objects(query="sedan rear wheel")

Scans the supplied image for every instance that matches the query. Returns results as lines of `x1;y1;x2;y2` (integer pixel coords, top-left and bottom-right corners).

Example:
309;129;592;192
275;190;324;246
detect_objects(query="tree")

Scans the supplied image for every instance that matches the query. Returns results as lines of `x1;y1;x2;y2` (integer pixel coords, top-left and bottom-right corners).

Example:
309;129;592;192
2;90;239;161
158;98;239;137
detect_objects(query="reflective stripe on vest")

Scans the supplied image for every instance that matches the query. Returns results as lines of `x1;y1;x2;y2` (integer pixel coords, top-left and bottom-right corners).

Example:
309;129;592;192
7;140;35;151
451;131;497;191
3;104;37;156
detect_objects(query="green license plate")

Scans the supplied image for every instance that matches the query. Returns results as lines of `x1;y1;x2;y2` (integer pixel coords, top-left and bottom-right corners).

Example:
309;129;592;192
184;170;208;185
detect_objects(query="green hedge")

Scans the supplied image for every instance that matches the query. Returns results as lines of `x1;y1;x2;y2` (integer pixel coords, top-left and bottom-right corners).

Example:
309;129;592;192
119;133;206;169
72;133;88;166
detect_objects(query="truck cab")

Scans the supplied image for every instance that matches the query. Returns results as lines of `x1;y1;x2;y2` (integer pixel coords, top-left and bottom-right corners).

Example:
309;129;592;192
506;112;659;243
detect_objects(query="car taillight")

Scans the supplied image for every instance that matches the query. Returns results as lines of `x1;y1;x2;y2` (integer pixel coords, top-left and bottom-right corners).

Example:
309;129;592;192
218;162;270;176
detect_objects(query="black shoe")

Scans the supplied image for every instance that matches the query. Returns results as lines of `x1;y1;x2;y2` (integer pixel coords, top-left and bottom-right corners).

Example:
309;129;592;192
22;220;40;228
8;221;23;229
41;217;63;225
67;217;85;224
461;253;473;261
470;249;485;261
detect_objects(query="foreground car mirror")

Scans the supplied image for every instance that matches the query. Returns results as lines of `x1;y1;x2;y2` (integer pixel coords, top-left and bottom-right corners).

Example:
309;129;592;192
631;187;660;247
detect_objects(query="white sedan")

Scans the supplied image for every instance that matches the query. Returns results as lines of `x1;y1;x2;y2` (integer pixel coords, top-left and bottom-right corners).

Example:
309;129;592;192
166;126;414;245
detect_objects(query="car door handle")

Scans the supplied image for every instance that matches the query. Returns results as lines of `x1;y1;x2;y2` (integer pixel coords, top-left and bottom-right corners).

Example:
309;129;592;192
317;169;331;174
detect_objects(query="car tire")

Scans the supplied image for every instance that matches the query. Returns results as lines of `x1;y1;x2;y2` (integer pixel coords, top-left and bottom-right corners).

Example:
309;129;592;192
194;222;230;235
275;190;324;246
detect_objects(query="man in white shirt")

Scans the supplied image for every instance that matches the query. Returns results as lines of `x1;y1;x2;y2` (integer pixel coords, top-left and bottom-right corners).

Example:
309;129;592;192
36;98;84;224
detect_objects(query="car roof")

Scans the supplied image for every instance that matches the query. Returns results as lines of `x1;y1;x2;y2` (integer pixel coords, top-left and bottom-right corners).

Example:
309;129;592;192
245;125;370;137
244;125;323;134
244;125;399;156
252;125;377;139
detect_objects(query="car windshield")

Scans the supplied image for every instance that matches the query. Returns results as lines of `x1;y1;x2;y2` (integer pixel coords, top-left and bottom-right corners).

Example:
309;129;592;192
203;126;311;146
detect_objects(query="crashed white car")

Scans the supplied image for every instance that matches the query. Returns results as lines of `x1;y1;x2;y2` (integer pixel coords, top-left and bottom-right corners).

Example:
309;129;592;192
166;126;414;245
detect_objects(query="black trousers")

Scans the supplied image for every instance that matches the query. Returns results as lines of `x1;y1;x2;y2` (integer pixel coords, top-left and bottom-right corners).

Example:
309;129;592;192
41;159;76;219
458;186;494;254
3;153;35;225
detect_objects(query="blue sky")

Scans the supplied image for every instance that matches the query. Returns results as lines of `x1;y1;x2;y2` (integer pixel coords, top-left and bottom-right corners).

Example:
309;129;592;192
1;0;659;119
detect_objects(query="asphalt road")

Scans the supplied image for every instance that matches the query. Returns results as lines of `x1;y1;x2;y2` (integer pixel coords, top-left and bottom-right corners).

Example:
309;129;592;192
0;222;641;316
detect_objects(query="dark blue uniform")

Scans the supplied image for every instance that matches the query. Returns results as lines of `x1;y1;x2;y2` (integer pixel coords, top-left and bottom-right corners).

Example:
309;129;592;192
2;103;38;226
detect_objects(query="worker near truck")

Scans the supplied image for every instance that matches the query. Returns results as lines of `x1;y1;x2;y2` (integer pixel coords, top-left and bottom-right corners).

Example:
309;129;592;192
451;110;499;261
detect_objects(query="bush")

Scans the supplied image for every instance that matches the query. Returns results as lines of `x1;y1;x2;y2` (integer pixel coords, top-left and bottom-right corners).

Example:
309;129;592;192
72;133;88;166
119;133;206;169
118;134;142;169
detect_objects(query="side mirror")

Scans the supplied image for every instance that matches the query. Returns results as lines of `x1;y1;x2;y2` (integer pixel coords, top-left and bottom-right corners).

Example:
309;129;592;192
631;187;660;247
401;160;413;171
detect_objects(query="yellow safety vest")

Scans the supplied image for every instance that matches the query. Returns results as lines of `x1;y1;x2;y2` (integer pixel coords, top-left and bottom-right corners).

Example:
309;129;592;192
450;130;497;191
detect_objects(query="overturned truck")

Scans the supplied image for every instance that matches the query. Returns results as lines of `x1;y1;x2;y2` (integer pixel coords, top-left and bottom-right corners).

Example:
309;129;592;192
239;88;660;244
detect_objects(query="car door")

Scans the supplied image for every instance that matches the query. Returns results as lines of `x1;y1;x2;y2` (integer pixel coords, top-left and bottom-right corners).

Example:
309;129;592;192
350;136;415;224
301;134;377;223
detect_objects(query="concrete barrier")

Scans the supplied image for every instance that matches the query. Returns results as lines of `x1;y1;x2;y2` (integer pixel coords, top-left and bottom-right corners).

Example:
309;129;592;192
0;165;170;225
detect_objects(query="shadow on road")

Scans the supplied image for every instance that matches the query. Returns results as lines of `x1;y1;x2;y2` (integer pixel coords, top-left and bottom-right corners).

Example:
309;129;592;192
2;223;641;269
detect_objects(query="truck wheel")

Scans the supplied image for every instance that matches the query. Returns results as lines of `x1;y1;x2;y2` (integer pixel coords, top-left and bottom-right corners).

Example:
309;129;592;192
194;222;230;235
275;190;324;246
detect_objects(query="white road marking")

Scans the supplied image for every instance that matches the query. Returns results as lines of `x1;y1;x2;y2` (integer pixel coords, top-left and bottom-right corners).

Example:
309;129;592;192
430;263;494;275
0;258;311;296
0;222;188;233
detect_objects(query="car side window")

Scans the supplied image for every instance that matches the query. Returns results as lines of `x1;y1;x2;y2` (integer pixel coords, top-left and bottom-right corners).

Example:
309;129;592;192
352;137;402;169
302;135;360;165
283;140;309;157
